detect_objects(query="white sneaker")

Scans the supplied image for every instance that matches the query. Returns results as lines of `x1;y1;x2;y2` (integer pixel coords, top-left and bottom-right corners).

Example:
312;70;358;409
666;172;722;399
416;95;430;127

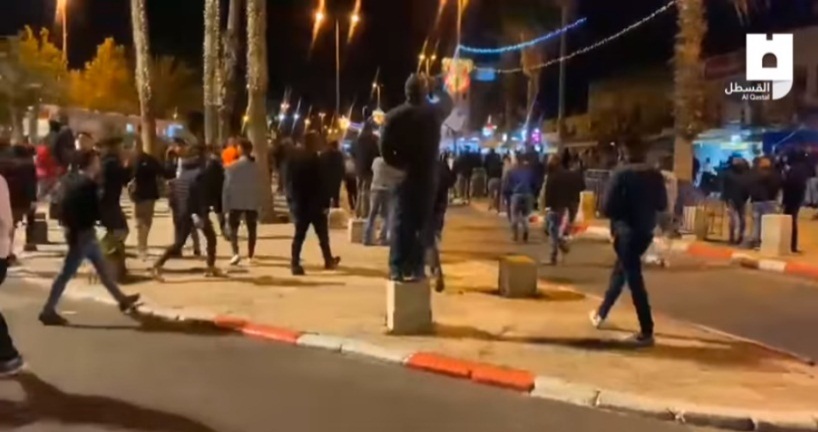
588;310;604;329
229;255;241;266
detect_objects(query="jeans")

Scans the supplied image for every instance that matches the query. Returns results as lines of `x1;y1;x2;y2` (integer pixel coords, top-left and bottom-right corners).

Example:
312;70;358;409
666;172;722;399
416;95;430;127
510;193;533;239
546;208;566;259
597;223;654;336
487;178;501;211
133;200;156;255
228;210;259;258
751;201;777;246
171;204;200;254
355;176;372;219
0;258;18;361
291;209;333;267
389;183;434;279
156;214;217;268
43;230;129;314
784;204;800;252
364;188;392;245
727;203;746;244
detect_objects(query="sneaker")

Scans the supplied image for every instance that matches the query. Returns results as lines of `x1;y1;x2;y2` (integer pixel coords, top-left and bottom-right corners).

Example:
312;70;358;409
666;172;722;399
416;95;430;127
118;294;141;312
39;311;69;326
623;332;655;347
324;256;341;270
230;255;242;266
588;310;604;329
204;267;223;278
291;265;306;276
558;239;571;254
0;356;25;378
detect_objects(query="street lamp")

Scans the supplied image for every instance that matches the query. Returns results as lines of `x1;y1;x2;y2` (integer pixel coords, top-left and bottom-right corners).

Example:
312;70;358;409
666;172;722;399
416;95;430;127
314;10;361;120
55;0;68;61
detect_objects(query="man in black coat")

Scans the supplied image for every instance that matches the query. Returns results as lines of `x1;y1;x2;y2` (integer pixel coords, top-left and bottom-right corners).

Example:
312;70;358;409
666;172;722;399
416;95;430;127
722;157;750;245
351;122;380;218
320;140;346;208
97;139;133;280
286;132;341;276
782;151;812;253
380;73;453;281
202;146;227;238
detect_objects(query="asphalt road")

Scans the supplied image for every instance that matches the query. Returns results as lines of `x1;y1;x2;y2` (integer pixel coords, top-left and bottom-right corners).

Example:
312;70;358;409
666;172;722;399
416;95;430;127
446;206;818;362
0;278;710;432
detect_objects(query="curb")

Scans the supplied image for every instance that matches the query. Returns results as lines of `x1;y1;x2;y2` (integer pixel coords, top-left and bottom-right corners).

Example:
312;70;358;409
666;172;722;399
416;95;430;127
573;224;818;283
128;306;818;431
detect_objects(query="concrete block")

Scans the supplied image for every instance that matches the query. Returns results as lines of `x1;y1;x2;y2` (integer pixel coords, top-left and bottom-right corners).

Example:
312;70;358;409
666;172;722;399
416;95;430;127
531;376;599;407
596;390;675;421
296;333;345;352
328;208;349;230
386;279;432;335
340;340;414;364
348;219;365;244
498;255;537;298
578;191;596;223
761;214;792;257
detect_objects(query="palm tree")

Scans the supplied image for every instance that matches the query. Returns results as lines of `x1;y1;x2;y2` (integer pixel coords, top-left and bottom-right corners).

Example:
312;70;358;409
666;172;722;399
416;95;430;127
129;0;157;155
673;0;755;181
246;0;276;222
203;0;221;147
219;0;243;143
151;56;202;119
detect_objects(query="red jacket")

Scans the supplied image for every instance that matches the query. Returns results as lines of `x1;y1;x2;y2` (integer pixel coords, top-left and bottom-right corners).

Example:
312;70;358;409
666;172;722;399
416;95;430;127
35;144;60;179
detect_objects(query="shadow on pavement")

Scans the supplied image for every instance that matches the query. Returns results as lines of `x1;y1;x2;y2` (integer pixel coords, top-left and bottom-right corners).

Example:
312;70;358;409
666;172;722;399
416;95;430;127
447;285;586;302
0;372;218;431
433;323;778;368
65;312;232;337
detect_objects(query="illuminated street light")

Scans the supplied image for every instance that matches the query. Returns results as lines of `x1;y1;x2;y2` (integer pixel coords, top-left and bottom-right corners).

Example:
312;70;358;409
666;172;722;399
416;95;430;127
315;11;325;23
351;13;360;24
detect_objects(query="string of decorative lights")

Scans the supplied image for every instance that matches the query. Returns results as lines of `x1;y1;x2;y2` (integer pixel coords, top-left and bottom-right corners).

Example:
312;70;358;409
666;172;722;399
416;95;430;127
473;0;676;74
457;17;587;55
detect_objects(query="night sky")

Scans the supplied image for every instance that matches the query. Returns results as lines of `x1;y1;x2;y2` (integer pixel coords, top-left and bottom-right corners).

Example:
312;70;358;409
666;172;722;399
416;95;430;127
5;0;818;119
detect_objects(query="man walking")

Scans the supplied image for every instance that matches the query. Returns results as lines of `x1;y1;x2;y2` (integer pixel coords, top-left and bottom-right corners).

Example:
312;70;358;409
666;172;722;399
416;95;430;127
0;170;23;376
98;139;132;281
589;141;667;347
380;73;452;281
320;140;346;209
505;156;539;244
130;147;165;260
223;139;262;265
152;145;220;278
39;150;141;326
543;155;575;262
286;132;341;276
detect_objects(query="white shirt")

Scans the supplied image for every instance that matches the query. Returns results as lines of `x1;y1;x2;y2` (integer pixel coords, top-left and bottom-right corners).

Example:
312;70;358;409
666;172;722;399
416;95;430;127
0;175;13;258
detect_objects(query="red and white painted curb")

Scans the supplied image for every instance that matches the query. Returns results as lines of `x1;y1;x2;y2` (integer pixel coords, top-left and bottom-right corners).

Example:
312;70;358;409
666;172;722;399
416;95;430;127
573;224;818;282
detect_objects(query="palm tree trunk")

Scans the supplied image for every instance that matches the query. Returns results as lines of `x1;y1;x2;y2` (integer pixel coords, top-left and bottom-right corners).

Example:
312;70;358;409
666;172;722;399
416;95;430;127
203;0;221;147
673;0;706;182
219;0;243;143
129;0;157;155
246;0;275;223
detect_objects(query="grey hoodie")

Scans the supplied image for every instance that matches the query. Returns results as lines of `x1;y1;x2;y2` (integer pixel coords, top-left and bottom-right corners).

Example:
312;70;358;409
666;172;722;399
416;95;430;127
371;157;405;191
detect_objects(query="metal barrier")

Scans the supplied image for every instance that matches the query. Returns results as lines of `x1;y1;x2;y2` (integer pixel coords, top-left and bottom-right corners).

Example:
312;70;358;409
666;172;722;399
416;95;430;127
583;169;611;214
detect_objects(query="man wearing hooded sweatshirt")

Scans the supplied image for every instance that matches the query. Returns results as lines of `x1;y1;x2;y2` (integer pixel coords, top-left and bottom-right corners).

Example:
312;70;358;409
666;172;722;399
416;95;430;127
152;145;219;278
380;73;453;281
747;157;781;249
590;141;667;347
352;122;380;218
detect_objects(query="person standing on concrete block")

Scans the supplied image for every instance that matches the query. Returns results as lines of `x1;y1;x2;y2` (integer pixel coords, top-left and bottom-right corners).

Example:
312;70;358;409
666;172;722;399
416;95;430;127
380;73;452;282
505;156;539;245
223;139;262;266
286;132;341;276
427;154;455;292
590;140;666;347
747;157;781;249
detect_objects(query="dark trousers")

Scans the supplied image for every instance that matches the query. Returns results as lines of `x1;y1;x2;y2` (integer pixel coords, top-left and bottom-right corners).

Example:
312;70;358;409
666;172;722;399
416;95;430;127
291;209;333;267
597;223;655;336
157;215;217;268
344;175;358;211
171;205;200;253
0;259;18;362
228;210;259;258
389;183;434;278
784;204;800;252
329;181;343;209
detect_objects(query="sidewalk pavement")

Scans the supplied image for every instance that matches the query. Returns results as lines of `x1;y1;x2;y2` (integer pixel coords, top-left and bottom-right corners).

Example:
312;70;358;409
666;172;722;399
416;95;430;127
12;203;818;429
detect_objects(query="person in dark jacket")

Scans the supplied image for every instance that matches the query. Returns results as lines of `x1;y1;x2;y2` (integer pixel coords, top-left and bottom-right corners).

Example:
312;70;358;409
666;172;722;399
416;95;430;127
321;140;346;209
164;139;201;257
7;144;37;263
287;133;341;275
747;157;781;248
98;139;133;279
590;141;667;347
484;149;503;211
46;116;75;172
782;151;812;253
504;156;539;244
543;155;579;263
39;150;140;326
722;157;751;245
130;148;166;259
202;146;227;238
380;73;453;281
351;123;380;218
152;145;219;278
427;155;456;292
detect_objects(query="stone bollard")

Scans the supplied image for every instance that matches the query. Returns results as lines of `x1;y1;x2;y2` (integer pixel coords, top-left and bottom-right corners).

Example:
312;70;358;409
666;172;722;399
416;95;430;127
578;191;596;223
386;279;433;335
760;214;792;257
348;219;365;244
498;255;538;298
328;208;349;230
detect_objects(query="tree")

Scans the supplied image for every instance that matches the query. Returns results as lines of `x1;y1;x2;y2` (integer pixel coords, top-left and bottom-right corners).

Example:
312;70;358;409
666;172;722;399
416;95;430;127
246;0;275;222
68;38;138;114
130;0;157;155
219;0;244;142
203;0;221;146
151;56;202;119
673;0;756;181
